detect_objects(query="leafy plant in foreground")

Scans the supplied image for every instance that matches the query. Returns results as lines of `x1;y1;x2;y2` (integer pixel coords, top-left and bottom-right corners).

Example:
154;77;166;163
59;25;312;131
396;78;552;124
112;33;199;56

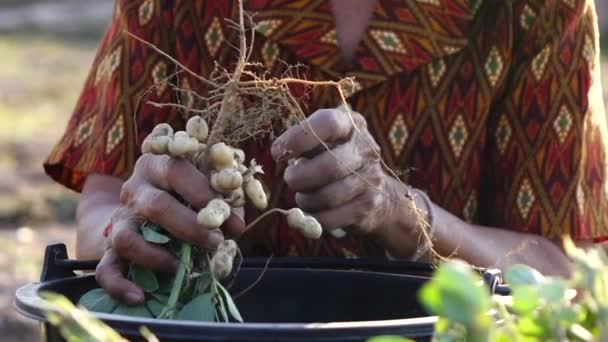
415;238;607;341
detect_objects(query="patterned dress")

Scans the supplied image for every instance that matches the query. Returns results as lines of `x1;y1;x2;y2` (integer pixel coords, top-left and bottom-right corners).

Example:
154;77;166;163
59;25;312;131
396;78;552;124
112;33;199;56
45;0;608;258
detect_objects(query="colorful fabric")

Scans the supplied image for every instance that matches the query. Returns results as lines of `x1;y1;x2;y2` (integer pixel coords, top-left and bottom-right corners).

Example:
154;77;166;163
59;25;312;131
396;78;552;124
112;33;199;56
45;0;608;257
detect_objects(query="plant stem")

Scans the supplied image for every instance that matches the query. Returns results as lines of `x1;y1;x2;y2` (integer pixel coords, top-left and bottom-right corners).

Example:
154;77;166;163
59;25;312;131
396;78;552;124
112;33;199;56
159;243;191;319
207;0;247;145
243;208;289;232
494;300;521;342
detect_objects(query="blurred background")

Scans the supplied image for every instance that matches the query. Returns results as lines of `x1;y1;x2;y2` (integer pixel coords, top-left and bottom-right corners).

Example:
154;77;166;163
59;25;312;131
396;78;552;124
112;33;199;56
0;0;606;340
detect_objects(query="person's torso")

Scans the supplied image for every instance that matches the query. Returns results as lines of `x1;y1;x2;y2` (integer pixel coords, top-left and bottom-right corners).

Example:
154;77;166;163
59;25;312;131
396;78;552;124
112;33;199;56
168;0;512;257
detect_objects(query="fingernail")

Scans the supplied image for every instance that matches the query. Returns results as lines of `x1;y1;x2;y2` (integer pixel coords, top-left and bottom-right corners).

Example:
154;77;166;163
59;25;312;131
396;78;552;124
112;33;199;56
208;229;225;247
125;290;144;304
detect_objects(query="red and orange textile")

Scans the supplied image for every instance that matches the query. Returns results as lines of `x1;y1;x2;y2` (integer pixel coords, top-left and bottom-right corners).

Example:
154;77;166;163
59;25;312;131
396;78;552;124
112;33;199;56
45;0;608;257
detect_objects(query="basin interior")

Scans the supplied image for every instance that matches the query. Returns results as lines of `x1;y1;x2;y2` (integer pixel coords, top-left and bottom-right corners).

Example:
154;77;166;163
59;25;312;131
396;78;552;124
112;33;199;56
39;267;429;323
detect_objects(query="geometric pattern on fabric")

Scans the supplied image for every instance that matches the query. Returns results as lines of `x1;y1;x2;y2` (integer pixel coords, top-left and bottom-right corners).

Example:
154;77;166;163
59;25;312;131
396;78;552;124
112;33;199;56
45;0;608;259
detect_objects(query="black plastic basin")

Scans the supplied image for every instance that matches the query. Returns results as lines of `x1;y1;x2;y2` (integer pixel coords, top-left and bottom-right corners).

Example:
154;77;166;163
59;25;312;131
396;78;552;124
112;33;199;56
17;267;435;341
15;244;442;341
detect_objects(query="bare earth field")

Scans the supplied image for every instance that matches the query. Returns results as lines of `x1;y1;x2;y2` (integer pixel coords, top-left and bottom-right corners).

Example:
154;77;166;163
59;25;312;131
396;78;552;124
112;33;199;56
0;1;606;339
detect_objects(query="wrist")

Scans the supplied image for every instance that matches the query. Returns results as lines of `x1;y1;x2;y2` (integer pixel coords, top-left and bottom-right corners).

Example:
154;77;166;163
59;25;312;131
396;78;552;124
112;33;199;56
379;183;435;260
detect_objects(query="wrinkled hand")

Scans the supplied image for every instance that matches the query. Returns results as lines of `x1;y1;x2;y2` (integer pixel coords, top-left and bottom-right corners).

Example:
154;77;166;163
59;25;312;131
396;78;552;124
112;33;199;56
96;154;245;304
271;108;415;238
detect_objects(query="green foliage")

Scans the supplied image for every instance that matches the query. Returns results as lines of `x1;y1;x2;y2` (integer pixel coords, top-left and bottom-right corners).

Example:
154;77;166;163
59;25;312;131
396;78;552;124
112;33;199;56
78;221;241;323
78;288;118;313
367;337;413;342
43;292;160;342
42;292;130;342
141;223;171;244
129;264;159;293
175;293;215;321
217;281;244;322
417;239;608;342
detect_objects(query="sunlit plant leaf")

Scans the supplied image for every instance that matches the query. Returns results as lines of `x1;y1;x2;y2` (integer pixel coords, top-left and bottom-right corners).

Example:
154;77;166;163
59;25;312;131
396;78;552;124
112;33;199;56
366;336;413;342
418;260;489;327
505;264;544;287
516;316;547;337
537;278;567;305
41;292;128;341
511;286;539;315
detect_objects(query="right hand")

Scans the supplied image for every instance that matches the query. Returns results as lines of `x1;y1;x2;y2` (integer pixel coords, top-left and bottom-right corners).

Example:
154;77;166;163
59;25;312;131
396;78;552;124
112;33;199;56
95;153;245;304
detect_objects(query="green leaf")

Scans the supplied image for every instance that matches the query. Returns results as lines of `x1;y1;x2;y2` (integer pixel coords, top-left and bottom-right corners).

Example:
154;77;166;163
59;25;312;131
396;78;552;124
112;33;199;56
216;294;229;323
568;323;594;341
366;337;414;342
146;298;165;318
196;272;213;293
555;306;579;326
141;222;162;232
141;224;171;244
537;278;567;304
139;326;160;342
217;283;243;322
492;330;515;342
418;261;489;326
505;264;544;287
175;294;215;322
78;288;119;313
156;274;173;294
517;316;547;337
511;286;539;315
130;264;159;293
41;292;127;342
150;293;169;304
113;304;153;318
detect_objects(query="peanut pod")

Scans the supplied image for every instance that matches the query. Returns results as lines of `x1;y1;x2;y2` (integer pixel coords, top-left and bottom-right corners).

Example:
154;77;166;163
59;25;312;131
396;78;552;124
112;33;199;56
244;177;268;210
168;131;198;158
186;116;209;142
141;135;171;155
286;208;323;239
210;168;243;194
197;199;231;229
210;251;234;280
210;142;235;170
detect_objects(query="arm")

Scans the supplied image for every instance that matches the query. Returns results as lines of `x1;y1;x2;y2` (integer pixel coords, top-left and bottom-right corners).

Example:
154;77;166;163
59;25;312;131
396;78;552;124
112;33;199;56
381;197;583;277
271;108;596;277
76;174;122;260
76;155;245;304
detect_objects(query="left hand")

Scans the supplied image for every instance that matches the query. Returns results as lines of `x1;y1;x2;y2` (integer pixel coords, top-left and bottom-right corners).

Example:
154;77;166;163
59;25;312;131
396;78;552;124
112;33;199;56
271;108;419;244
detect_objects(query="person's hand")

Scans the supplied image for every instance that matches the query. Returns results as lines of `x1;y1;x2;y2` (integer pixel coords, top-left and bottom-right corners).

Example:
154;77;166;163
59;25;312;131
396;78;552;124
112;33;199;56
96;154;245;304
271;109;420;243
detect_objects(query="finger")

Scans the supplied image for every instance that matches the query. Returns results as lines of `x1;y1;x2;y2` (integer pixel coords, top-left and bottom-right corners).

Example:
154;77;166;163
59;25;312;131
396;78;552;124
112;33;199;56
284;131;377;192
271;109;353;161
130;154;245;237
295;167;371;212
133;185;224;248
131;154;213;210
222;208;246;238
312;191;382;232
95;249;144;305
110;217;179;273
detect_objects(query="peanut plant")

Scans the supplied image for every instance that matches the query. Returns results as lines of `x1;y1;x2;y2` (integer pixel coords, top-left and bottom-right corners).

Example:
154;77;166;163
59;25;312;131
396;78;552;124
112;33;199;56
371;238;608;342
